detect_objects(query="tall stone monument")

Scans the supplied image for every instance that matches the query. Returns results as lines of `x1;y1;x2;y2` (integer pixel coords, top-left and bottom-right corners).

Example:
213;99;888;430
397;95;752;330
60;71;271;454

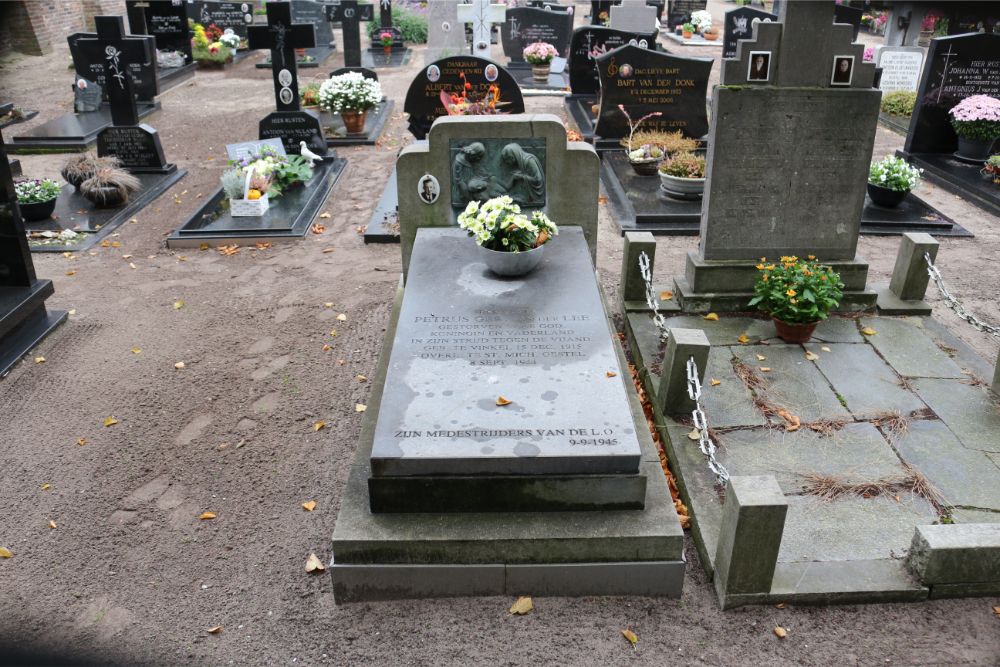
673;1;880;312
457;0;505;59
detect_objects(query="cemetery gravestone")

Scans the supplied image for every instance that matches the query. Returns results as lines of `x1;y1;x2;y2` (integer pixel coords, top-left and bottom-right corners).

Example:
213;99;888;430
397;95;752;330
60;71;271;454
326;0;375;68
189;1;253;41
74;78;104;113
899;33;1000;217
369;0;405;51
590;0;613;26
876;46;925;94
666;0;706;29
673;1;880;312
833;4;863;41
501;6;575;65
594;44;712;144
457;0;506;59
257;0;337;69
68;29;158;103
567;26;656;98
426;0;467;64
0;107;67;376
403;56;525;140
609;0;659;35
126;0;197;90
723;6;776;60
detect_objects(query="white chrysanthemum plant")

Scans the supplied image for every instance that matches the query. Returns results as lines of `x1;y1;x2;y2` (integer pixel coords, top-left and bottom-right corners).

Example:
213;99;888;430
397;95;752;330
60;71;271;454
868;156;922;192
457;196;558;253
690;10;713;32
318;72;383;114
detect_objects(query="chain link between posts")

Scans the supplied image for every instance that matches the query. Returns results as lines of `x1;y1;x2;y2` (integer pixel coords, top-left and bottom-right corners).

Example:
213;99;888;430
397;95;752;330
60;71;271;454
686;356;730;485
638;251;669;341
924;252;1000;338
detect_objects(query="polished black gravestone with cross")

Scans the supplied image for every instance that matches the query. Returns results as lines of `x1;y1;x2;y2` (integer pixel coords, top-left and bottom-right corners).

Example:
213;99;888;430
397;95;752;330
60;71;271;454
22;17;189;255
327;0;376;68
0;105;67;376
167;2;346;248
897;33;1000;218
10;24;160;153
255;0;337;70
361;0;412;68
125;0;198;91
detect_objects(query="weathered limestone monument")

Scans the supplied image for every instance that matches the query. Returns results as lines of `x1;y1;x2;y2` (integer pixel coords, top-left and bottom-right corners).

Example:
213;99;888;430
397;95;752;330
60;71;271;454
673;1;880;312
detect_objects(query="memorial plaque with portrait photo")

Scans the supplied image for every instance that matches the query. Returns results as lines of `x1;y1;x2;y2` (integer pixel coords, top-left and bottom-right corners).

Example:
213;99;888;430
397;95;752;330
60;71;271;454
747;50;771;82
449;137;546;208
594;44;712;140
403;56;525;140
567;25;657;97
831;55;854;87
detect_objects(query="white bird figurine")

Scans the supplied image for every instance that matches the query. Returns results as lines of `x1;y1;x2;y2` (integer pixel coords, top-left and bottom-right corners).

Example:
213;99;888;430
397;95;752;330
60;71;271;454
299;141;324;167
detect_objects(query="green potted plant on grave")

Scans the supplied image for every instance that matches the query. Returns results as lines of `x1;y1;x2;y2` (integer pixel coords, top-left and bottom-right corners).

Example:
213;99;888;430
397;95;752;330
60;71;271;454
658;151;706;199
319;72;383;134
618;104;664;175
457;195;558;277
14;178;61;222
60;153;120;191
523;42;558;82
984;155;1000;185
749;255;844;343
222;167;272;217
681;22;695;39
300;82;321;110
228;145;314;197
867;155;922;208
948;95;1000;162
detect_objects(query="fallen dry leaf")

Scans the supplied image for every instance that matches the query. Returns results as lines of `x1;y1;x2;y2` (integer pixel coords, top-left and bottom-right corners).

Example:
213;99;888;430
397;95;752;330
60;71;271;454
173;299;184;310
329;329;338;337
0;547;12;558
174;362;185;370
606;371;617;378
496;396;512;406
737;334;750;344
129;262;137;270
861;327;877;336
322;344;332;352
311;223;327;234
41;483;51;491
821;346;832;352
508;596;533;615
597;195;608;204
355;404;367;412
302;500;317;512
321;247;335;253
775;603;786;609
703;312;720;321
993;605;1000;618
198;512;217;520
659;291;673;301
254;242;272;250
131;347;142;354
49;521;57;529
760;367;772;372
777;408;801;432
65;270;77;276
356;374;368;382
199;243;210;251
687;429;701;441
805;351;819;361
774;626;788;639
756;354;767;361
318;212;331;219
313;421;326;431
206;626;223;635
323;302;334;309
34;356;46;364
622;628;639;647
710;378;721;386
76;438;87;446
217;244;240;256
306;553;326;573
336;313;347;321
103;416;119;427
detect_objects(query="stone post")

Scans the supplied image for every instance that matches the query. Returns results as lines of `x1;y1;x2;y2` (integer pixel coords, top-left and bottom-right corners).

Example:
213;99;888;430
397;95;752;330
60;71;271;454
620;232;656;306
992;352;1000;397
907;524;1000;598
657;327;709;415
713;475;787;608
876;232;938;315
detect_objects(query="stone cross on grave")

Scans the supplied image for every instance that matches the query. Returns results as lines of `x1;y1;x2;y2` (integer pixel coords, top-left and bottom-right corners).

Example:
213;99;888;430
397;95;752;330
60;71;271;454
458;0;505;58
326;0;375;68
73;16;146;126
248;1;316;112
379;0;394;30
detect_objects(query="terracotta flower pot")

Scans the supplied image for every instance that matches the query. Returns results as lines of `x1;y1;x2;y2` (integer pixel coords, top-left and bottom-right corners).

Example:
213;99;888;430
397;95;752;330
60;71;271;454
703;30;719;41
341;109;367;134
531;63;551;82
383;45;392;55
771;317;819;344
682;30;693;38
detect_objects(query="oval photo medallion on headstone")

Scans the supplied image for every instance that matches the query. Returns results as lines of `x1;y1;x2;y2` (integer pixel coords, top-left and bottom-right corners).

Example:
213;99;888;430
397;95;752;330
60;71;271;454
417;174;440;204
426;65;441;82
442;21;451;32
279;87;294;105
485;64;498;82
278;69;293;87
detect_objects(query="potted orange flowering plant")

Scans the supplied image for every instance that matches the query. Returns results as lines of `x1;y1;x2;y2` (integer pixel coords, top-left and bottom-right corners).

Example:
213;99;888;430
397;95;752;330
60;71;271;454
749;255;844;343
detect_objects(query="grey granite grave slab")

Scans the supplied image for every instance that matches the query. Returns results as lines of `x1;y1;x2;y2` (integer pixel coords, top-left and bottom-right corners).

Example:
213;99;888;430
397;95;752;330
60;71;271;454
732;345;851;423
659;314;774;346
766;560;927;605
811;316;866;343
701;347;767;428
715;423;906;496
806;342;927;417
911;379;1000;454
370;227;642;477
778;493;939;563
894;420;1000;510
952;509;1000;524
860;317;965;378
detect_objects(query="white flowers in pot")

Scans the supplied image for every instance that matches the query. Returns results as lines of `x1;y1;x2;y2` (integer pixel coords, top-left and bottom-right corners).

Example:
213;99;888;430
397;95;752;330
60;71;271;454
318;72;383;114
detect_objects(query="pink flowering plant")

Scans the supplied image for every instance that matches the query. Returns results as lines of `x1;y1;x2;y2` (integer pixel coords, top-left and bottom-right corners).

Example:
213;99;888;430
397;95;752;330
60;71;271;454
862;46;875;63
523;42;558;65
948;95;1000;142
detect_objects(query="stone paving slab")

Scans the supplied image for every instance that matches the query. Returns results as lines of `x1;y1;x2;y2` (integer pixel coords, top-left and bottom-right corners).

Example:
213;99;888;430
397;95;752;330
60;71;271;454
703;348;768;429
715;423;906;496
811;316;867;344
860;316;966;378
952;509;1000;524
806;342;928;417
894;420;1000;510
661;315;774;346
732;345;852;423
911;379;1000;453
778;493;940;563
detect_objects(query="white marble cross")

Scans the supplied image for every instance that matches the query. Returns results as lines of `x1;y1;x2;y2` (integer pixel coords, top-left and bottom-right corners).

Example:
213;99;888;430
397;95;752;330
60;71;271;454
457;0;505;59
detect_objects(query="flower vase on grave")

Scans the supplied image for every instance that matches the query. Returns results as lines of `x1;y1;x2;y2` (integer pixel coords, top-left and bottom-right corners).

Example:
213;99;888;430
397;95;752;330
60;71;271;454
457;196;557;278
342;110;367;134
955;137;996;163
531;63;551;82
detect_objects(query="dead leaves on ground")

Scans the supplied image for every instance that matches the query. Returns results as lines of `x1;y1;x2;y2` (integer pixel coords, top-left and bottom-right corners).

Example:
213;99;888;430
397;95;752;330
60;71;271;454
508;596;533;615
621;628;638;648
0;547;12;559
217;244;240;256
703;312;719;321
302;501;317;512
313;421;327;431
305;553;326;573
311;223;327;234
774;626;788;639
103;416;119;427
496;396;512;406
355;404;367;412
861;326;877;336
198;512;217;521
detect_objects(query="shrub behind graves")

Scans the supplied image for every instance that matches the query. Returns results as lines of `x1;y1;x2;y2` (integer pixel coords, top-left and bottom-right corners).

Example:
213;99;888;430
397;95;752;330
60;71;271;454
880;90;916;117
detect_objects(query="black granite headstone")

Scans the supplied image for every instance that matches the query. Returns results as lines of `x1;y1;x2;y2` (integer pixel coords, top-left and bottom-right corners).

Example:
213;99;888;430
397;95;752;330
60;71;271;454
594;44;712;140
259;111;327;155
247;1;316;113
126;0;194;63
567;26;656;97
723;6;776;60
76;17;149;127
73;77;104;113
904;33;1000;155
188;1;253;40
665;0;706;28
528;1;570;11
97;124;172;173
326;0;375;68
501;6;575;64
402;56;526;140
370;0;404;50
329;66;379;81
69;27;158;103
833;4;863;41
589;0;613;26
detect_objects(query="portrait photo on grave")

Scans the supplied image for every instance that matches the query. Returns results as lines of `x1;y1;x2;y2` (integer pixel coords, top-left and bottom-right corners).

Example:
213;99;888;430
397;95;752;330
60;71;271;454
747;51;770;82
427;65;441;82
485;64;499;82
418;173;440;204
831;55;854;86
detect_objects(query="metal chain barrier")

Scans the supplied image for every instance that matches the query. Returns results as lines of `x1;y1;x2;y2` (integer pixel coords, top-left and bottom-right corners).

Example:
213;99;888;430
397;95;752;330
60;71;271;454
638;251;669;341
686;356;730;485
925;252;1000;338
